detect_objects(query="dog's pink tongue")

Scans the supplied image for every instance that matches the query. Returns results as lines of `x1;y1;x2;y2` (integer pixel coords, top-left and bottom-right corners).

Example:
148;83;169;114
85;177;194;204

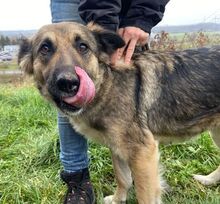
63;66;95;107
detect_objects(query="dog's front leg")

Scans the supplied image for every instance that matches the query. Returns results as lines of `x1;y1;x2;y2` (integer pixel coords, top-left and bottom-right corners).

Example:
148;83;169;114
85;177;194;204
129;130;161;204
104;153;132;204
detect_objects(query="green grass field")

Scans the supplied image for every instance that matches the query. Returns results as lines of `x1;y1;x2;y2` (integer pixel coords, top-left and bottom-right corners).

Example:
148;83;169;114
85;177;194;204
0;84;220;204
0;61;19;70
169;31;220;38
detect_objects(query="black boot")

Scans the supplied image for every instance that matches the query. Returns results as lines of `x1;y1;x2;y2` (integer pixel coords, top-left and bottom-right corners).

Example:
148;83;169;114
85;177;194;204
60;168;95;204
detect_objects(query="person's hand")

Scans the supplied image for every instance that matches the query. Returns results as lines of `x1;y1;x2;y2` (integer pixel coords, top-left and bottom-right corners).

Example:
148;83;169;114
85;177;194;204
111;27;149;65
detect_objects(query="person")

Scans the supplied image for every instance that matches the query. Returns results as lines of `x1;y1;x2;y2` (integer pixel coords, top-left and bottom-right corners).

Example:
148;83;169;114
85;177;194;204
50;0;169;203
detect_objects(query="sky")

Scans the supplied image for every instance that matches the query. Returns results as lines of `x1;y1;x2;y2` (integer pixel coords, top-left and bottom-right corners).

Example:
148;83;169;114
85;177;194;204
0;0;220;31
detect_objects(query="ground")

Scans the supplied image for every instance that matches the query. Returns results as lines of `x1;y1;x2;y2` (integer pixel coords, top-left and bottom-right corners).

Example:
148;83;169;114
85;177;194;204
0;84;219;204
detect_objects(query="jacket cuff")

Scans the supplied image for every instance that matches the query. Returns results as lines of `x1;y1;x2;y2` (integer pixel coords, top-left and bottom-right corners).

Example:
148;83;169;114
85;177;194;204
97;23;118;32
119;19;154;34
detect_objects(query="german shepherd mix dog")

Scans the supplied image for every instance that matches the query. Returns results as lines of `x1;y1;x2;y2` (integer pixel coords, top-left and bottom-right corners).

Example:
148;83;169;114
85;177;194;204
18;22;220;204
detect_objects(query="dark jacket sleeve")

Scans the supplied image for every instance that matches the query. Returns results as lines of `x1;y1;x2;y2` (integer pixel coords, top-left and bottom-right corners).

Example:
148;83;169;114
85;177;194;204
119;0;170;33
78;0;121;31
78;0;169;33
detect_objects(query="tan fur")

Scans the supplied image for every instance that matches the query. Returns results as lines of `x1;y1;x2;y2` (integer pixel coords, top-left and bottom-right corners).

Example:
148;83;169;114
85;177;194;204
18;22;220;203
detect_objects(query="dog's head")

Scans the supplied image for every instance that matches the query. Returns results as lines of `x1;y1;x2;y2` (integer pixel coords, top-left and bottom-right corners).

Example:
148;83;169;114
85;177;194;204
18;22;125;115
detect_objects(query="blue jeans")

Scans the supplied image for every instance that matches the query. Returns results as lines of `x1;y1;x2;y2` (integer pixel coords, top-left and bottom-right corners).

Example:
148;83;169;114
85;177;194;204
50;0;83;24
50;0;88;173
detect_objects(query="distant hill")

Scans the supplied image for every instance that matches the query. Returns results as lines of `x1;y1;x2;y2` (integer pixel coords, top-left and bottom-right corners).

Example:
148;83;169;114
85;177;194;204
0;22;220;37
153;22;220;33
0;30;36;38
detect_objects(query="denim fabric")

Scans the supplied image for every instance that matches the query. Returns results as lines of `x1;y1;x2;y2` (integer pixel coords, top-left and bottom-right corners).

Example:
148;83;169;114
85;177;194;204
51;0;88;173
50;0;83;24
58;113;89;172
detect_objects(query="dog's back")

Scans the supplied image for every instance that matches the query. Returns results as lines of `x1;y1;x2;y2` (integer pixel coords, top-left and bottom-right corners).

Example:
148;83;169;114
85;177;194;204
134;46;220;137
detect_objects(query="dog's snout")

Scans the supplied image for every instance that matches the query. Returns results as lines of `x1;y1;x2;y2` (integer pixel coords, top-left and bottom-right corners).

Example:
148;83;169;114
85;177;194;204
56;72;79;94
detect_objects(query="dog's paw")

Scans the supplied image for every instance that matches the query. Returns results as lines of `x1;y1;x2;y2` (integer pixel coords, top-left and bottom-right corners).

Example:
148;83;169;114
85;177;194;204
104;195;125;204
193;174;217;185
104;195;115;204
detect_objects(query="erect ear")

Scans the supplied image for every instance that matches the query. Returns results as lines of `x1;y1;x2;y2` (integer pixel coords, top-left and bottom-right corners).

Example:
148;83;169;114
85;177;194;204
18;38;33;75
87;22;125;55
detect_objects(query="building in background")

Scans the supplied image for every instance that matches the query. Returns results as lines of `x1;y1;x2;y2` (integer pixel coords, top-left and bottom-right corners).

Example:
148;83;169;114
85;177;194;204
0;45;19;61
4;45;19;55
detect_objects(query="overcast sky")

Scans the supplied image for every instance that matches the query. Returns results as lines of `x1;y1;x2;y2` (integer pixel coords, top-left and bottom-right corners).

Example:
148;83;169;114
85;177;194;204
0;0;220;31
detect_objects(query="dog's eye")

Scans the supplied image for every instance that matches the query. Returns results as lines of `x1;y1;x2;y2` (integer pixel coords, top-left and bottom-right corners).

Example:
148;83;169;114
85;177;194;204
78;43;88;54
39;43;51;55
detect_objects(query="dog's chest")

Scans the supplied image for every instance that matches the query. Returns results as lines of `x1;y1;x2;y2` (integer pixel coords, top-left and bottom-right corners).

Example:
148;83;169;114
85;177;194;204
69;118;111;146
68;118;127;157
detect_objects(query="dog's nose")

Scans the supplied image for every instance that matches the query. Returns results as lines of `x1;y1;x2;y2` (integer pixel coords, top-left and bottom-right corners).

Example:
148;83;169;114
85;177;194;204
56;73;79;94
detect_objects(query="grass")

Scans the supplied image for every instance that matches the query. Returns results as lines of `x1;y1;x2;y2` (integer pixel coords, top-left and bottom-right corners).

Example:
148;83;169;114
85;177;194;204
0;61;19;70
0;60;22;83
0;83;220;204
0;74;23;84
169;31;220;39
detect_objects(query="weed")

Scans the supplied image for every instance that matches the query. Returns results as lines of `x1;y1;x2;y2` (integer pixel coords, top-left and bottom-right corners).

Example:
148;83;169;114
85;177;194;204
150;31;220;51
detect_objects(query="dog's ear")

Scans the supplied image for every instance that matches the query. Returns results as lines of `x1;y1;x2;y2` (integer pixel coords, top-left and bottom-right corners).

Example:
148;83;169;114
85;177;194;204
18;38;33;75
93;31;125;55
87;22;125;55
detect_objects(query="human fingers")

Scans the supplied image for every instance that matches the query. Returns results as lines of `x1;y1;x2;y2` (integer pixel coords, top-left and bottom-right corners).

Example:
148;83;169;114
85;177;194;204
117;28;131;60
124;38;137;65
110;49;120;65
137;32;149;46
123;27;149;46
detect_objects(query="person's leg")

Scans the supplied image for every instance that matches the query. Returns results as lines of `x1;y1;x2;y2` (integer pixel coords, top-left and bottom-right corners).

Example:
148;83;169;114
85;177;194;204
58;113;89;173
50;1;94;203
50;0;83;24
58;113;94;204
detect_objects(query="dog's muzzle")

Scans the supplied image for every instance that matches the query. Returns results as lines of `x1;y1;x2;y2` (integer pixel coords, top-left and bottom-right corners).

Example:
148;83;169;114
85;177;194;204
48;66;96;112
56;72;79;95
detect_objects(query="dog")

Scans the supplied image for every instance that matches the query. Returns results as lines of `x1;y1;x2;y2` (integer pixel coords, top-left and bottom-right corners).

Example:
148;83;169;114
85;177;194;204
18;22;220;204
